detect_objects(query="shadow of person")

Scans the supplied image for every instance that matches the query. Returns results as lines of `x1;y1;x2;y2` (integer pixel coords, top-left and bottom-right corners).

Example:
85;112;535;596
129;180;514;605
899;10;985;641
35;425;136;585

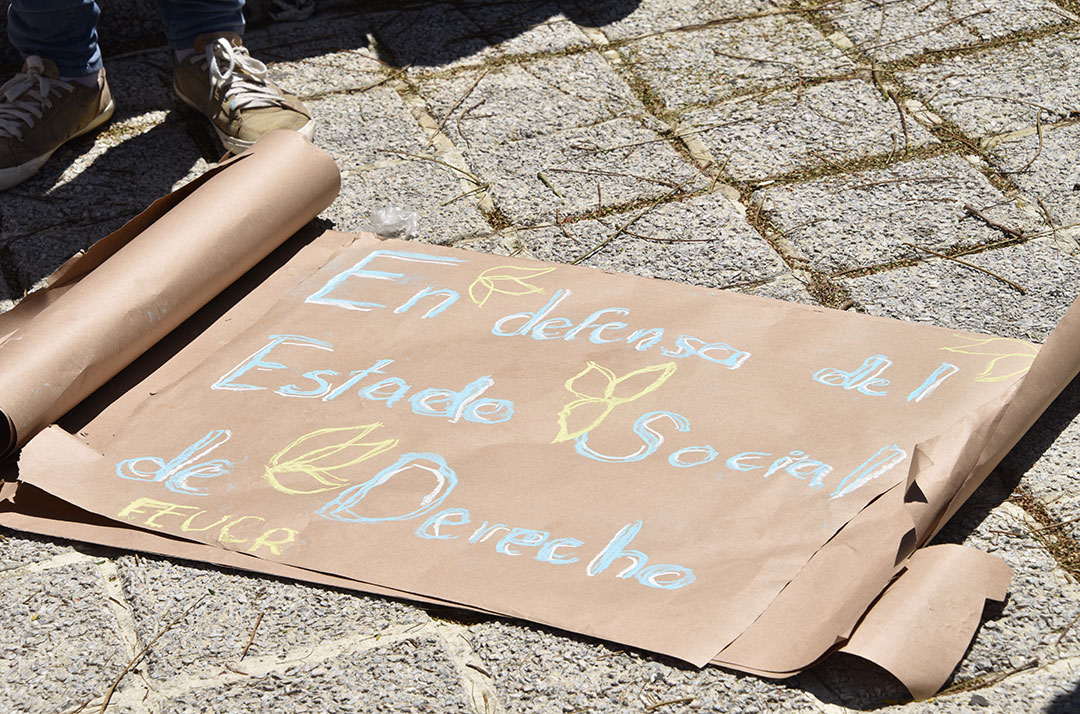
0;116;208;300
1048;681;1080;713
363;0;641;69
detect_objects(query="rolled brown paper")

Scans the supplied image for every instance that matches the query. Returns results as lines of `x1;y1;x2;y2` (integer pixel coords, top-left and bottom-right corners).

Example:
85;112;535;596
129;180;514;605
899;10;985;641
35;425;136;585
0;130;341;457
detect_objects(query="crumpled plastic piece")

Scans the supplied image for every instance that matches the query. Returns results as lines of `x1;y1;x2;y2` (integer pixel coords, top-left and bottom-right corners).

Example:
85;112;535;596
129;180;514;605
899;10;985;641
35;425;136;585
360;206;420;239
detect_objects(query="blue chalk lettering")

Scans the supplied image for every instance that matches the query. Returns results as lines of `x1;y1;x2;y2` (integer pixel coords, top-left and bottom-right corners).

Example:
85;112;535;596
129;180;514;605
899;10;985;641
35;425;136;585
116;429;233;497
764;451;805;478
626;327;664;351
787;459;833;488
662;335;750;369
495;528;550;556
492;289;572;337
318;452;457;523
536;537;583;565
356;377;411;406
726;452;769;472
907;362;960;403
277;369;339;398
322;360;395;401
636;564;696;590
212;334;332;392
394;287;460;319
574;411;690;464
668;445;719;468
813;355;892;396
564;308;630;341
586;521;647;578
410;376;492;421
532;317;574;340
469;522;510;543
306;249;466;312
416;508;471;540
589;321;629;344
462;399;514;425
829;444;909;500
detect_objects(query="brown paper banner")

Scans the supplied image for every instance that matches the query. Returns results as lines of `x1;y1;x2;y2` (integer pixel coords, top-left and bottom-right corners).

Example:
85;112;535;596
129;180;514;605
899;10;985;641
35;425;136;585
2;132;1077;696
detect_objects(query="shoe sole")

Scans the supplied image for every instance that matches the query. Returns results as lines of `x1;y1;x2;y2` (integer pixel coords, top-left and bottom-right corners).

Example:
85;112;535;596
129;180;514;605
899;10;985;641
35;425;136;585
0;99;115;191
174;83;316;154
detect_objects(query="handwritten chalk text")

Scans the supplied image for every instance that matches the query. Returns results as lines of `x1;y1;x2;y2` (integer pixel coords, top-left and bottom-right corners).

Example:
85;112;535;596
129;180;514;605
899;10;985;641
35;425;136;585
573;410;908;500
117;497;299;554
212;334;515;425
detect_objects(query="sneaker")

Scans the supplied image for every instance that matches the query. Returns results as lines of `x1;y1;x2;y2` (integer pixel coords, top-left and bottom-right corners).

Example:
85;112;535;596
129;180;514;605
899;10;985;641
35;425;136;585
173;32;314;153
0;57;114;191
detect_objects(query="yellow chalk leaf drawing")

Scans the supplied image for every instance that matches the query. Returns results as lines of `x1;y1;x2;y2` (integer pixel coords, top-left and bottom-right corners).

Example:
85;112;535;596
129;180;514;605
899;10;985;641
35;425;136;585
264;424;398;495
553;361;678;444
941;335;1039;382
468;264;556;308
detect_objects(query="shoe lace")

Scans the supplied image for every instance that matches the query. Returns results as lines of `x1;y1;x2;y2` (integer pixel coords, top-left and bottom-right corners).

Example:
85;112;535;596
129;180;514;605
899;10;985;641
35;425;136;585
0;56;75;140
203;38;289;114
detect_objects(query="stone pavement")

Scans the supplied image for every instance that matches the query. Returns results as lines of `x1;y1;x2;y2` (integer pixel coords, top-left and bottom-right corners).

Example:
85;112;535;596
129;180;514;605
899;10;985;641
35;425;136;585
2;0;1080;711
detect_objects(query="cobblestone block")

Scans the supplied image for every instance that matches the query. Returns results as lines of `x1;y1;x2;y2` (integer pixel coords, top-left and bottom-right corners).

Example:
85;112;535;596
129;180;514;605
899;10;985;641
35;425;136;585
163;637;471;712
822;0;1073;63
256;39;385;100
682;79;937;182
741;273;817;304
991;121;1080;232
116;553;429;681
566;0;778;41
506;192;787;288
469;617;822;713
322;160;491;243
840;238;1080;342
898;29;1080;137
309;87;429;169
0;562;126;714
464;117;707;225
963;0;1078;41
0;530;75;570
754;155;1036;272
621;14;856;111
417;52;644;145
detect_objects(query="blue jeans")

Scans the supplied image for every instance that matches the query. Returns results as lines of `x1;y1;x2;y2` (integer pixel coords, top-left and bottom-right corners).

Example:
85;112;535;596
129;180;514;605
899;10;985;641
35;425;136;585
7;0;246;76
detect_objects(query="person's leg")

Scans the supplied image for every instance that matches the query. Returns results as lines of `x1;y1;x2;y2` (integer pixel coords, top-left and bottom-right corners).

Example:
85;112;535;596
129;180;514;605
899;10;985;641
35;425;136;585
7;0;102;78
157;0;245;50
162;0;314;152
1;0;113;190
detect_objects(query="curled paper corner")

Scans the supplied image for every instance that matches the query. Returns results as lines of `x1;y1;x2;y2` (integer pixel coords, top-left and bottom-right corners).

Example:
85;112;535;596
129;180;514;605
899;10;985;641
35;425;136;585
838;544;1012;700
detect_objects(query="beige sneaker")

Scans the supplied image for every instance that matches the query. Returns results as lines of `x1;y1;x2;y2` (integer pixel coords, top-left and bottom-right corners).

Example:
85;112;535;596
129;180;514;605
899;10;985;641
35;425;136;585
173;32;314;153
0;57;114;191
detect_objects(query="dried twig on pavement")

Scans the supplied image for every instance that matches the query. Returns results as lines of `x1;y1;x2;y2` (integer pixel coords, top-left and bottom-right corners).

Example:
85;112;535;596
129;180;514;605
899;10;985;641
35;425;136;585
963;204;1026;240
240;611;264;661
902;241;1026;294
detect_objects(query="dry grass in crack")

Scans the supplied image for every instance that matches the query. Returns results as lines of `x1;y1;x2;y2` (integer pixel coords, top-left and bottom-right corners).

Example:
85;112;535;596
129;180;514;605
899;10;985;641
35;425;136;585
902;241;1026;293
1010;488;1080;582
